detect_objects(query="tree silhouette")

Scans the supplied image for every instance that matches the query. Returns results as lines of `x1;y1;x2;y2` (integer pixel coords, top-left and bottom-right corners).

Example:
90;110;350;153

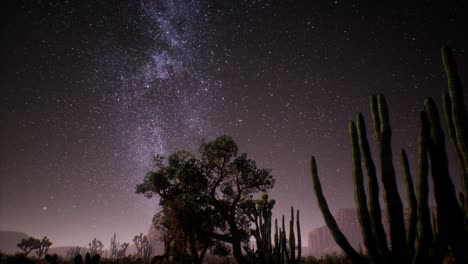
88;238;103;256
17;237;40;256
36;236;52;258
137;135;275;263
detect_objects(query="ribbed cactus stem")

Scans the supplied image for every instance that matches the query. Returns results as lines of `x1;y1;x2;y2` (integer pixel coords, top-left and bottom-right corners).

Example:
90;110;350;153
356;113;390;260
372;95;408;263
281;215;287;263
350;121;380;263
423;99;468;263
310;157;365;263
289;206;296;262
413;119;432;264
401;148;417;256
296;209;301;262
441;46;468;220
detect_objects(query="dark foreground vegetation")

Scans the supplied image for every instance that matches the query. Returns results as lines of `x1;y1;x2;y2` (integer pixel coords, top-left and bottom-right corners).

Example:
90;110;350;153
311;47;468;264
2;46;465;264
0;251;358;264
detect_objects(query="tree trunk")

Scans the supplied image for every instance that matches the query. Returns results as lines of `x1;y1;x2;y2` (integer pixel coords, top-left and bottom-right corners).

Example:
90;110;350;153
231;231;245;264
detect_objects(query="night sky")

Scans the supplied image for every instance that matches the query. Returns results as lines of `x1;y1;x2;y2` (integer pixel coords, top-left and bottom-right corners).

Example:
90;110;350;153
1;0;466;248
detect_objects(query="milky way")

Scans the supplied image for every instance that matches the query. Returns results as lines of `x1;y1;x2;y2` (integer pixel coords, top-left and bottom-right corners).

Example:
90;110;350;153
1;0;466;247
119;0;222;163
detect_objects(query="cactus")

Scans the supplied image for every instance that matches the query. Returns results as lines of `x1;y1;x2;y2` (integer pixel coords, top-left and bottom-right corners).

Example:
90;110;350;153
423;98;468;262
110;233;118;260
350;121;381;263
441;46;468;220
295;209;302;263
311;157;366;264
288;207;296;262
310;46;468;264
245;194;301;264
356;113;390;261
413;118;433;264
371;95;409;263
401;148;417;257
284;207;301;264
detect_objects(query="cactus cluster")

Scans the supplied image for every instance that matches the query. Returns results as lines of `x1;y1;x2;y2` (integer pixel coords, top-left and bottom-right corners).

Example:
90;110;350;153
245;194;301;264
310;46;468;264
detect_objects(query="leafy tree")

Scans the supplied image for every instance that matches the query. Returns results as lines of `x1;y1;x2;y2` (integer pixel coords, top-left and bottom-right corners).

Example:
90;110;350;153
138;151;215;264
137;135;275;263
17;237;40;256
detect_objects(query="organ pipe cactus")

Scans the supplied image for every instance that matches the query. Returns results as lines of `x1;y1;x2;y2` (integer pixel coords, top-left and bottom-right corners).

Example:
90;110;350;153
441;46;468;221
350;122;380;263
401;148;417;258
422;98;468;262
413;120;433;264
247;195;301;264
310;46;468;264
356;113;390;261
371;95;409;263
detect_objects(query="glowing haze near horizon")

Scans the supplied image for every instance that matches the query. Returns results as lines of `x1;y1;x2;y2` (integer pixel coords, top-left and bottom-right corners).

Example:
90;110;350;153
0;0;466;248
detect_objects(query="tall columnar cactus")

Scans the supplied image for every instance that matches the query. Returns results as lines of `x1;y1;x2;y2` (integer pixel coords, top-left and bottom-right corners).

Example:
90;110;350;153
422;99;468;262
310;46;468;264
295;209;301;262
356;113;390;261
311;157;367;264
401;148;417;257
441;46;468;221
247;195;301;264
413;113;433;264
350;121;381;263
285;207;301;264
370;95;409;263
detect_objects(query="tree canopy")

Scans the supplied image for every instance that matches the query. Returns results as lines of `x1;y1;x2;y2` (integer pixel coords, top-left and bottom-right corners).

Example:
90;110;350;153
136;135;275;263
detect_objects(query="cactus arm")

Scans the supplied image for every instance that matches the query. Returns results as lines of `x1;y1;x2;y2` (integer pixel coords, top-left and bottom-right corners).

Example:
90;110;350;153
296;209;301;262
289;207;296;262
350;122;381;263
441;46;468;220
281;216;288;263
422;100;468;263
374;95;409;263
441;46;468;156
356;113;390;259
310;157;365;263
412;121;433;264
401;148;417;256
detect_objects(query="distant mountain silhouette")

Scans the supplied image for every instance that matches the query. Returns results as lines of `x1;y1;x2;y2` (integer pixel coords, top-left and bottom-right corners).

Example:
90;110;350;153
146;224;165;256
0;230;29;254
0;225;164;258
